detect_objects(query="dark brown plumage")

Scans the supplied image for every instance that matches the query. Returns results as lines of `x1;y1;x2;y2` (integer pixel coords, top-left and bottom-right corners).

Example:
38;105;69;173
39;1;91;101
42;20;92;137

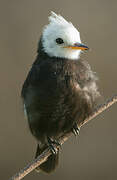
21;38;100;173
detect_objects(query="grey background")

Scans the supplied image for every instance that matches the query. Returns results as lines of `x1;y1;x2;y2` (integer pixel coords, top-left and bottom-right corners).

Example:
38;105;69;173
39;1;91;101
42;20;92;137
0;0;117;179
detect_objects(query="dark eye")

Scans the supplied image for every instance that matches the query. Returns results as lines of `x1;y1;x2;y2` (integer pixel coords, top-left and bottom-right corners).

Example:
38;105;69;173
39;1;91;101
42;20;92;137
56;38;64;44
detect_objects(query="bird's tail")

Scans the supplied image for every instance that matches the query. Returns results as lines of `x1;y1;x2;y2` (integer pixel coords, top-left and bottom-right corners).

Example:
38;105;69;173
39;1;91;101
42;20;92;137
35;144;59;173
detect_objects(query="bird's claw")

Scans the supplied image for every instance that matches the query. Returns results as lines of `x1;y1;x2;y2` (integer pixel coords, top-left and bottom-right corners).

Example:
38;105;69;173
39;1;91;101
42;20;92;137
72;124;80;136
47;137;61;154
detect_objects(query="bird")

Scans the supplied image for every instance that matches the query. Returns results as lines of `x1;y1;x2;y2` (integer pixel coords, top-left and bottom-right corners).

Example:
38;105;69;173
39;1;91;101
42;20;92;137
21;12;100;173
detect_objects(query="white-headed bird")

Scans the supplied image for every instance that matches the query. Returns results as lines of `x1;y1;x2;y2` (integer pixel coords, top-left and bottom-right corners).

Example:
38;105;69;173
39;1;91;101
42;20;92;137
21;12;100;173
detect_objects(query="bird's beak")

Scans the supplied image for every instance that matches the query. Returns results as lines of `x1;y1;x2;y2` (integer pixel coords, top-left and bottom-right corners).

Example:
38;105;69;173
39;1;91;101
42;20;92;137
64;43;89;51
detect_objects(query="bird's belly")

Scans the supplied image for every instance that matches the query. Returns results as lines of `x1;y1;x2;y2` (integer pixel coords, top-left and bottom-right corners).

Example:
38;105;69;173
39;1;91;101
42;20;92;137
27;85;92;142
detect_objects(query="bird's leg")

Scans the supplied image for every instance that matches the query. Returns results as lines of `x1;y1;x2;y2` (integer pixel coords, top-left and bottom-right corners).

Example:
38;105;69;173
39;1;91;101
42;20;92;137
47;137;61;154
72;123;80;136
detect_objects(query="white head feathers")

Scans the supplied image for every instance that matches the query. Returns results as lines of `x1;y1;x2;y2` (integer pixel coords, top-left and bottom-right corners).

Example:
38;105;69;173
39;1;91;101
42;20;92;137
42;12;82;60
48;11;72;27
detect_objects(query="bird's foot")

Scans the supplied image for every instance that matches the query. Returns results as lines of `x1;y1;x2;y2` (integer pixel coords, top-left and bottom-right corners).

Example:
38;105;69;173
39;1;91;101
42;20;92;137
47;137;61;154
72;123;80;136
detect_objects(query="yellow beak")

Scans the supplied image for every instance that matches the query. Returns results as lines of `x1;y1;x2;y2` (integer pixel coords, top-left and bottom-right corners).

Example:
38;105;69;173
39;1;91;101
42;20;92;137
64;43;89;51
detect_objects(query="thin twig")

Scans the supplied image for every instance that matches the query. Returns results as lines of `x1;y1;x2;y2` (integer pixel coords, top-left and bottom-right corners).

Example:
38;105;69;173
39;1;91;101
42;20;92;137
9;94;117;180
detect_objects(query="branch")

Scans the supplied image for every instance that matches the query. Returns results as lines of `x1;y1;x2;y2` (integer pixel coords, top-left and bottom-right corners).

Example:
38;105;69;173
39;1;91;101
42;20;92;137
9;94;117;180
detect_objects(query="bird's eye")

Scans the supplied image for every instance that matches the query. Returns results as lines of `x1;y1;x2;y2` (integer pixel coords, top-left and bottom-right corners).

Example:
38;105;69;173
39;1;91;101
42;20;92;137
56;38;64;44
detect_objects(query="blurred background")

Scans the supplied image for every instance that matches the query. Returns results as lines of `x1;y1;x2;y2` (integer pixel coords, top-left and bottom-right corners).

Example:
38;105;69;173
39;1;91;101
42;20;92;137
0;0;117;179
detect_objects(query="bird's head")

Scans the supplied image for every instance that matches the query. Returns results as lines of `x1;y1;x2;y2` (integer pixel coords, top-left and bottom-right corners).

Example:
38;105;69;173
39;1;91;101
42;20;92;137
41;12;89;60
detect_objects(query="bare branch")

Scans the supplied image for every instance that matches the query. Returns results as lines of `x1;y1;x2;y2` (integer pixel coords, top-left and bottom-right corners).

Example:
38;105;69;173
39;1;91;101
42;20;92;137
9;94;117;180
